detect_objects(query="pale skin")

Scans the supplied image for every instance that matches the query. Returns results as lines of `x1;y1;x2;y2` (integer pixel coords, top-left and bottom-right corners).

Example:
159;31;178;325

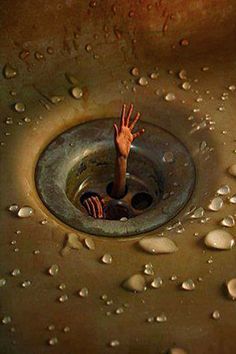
82;104;145;218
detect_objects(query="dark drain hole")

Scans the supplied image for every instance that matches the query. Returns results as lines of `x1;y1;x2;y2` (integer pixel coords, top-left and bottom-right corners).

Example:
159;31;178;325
131;192;153;210
106;181;128;199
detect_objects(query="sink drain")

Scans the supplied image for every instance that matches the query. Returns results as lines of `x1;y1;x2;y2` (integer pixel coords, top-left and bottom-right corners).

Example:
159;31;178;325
35;118;195;236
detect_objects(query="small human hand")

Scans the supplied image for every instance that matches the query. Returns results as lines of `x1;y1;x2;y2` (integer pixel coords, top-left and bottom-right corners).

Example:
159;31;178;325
113;104;145;159
82;195;104;219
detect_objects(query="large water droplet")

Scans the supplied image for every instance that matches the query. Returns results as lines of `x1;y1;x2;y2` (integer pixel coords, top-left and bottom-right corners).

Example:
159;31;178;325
138;77;148;86
71;87;83;99
130;67;139;76
84;237;95;250
101;254;113;264
122;274;146;292
139;237;178;254
178;70;187;80
182;82;191;90
78;287;88;297
204;229;235;250
164;93;176;101
151;277;163;288
208;197;223;211
221;215;235;227
211;310;220;320
217;185;230;195
3;64;17;79
14;102;26;113
229;194;236;204
228;164;236;177
181;279;195;291
17;206;34;218
226;278;236;300
48;264;59;276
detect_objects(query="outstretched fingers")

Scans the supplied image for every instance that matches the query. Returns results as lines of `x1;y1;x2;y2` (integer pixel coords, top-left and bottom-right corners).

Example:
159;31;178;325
133;128;145;140
129;112;140;131
121;104;126;127
125;103;133;126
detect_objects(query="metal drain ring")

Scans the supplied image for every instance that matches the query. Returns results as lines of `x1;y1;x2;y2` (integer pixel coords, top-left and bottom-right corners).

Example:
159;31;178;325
35;118;195;237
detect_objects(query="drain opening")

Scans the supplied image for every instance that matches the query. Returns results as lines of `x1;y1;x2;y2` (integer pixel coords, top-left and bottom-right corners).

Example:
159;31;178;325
131;192;153;210
106;181;128;199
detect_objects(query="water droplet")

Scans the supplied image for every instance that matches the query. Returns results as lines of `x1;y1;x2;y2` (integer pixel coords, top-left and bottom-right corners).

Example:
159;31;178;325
164;93;176;101
47;47;54;55
63;326;70;333
109;339;120;347
8;204;19;213
78;287;89;297
191;207;204;219
50;96;64;104
11;269;21;277
138;77;148;87
144;263;154;276
85;44;92;52
182;82;191;90
61;233;82;255
34;51;44;60
221;215;235;227
5;117;13;125
122;274;146;292
178;70;187;80
211;310;220;320
14;102;26;113
48;324;55;331
204;229;235;250
208;197;223;211
226;278;236;300
217;185;230;195
151;277;163;288
115;307;124;315
101;254;113;264
163;151;174;163
0;278;6;287
48;337;58;346
150;72;159;80
40;219;48;225
21;280;31;288
139;237;178;254
71;87;83;99
48;264;59;276
58;283;66;291
23;117;31;123
228;85;236;91
3;64;17;79
58;294;68;303
156;313;167;322
180;38;189;46
84;237;95;250
2;316;11;325
228;164;236;177
120;217;128;221
229;194;236;204
130;67;139;76
17;206;34;218
181;279;195;291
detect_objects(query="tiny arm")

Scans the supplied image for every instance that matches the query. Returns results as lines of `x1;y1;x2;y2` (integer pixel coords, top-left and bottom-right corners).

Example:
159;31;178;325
111;104;145;199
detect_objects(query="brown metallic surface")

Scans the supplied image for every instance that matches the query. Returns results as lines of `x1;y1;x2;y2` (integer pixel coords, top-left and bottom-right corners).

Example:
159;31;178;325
0;1;236;353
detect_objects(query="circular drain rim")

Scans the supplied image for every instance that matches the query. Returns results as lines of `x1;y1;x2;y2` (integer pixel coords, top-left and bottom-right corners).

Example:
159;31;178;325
35;118;196;237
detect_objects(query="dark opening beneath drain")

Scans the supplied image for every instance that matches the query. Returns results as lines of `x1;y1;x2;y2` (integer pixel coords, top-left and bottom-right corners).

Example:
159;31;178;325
106;181;128;199
131;192;153;210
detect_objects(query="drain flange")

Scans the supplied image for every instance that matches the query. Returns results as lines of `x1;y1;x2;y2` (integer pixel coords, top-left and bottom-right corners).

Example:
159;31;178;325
35;118;195;237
